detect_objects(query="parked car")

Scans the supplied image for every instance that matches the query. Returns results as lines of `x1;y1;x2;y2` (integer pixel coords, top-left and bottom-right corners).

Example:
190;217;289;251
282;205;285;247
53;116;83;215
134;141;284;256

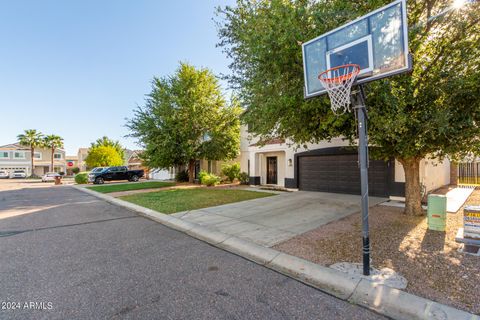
42;172;60;182
88;166;144;184
0;170;9;179
10;170;27;178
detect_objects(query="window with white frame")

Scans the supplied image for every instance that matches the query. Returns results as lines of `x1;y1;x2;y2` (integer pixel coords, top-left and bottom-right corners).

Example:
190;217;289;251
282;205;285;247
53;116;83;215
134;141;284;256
0;151;9;159
54;153;62;159
14;152;25;159
34;152;42;160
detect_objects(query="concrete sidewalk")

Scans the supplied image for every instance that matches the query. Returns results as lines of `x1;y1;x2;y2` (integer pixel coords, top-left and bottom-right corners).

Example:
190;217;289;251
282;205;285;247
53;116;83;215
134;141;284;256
172;191;387;247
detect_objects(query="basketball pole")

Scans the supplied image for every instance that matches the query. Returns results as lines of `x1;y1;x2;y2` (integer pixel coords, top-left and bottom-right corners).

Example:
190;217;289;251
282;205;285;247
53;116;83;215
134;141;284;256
352;85;370;276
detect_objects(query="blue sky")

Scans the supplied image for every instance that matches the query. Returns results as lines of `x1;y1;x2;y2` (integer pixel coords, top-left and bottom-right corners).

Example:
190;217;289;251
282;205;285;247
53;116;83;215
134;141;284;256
0;0;235;155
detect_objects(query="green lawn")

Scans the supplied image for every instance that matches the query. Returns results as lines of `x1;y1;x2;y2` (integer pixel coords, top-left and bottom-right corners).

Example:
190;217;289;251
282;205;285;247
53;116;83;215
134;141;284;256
87;181;176;193
119;188;275;214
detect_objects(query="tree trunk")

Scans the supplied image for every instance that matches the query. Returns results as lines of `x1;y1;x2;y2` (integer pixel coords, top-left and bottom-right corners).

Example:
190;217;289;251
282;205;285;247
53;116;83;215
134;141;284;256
51;147;55;172
399;158;424;216
188;159;195;183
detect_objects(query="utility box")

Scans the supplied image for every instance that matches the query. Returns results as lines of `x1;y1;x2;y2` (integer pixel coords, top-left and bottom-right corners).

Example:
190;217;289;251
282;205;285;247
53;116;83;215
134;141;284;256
427;194;447;231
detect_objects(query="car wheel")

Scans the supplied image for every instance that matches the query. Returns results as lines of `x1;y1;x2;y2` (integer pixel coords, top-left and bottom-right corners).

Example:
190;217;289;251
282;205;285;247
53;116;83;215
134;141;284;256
95;177;104;184
130;175;139;182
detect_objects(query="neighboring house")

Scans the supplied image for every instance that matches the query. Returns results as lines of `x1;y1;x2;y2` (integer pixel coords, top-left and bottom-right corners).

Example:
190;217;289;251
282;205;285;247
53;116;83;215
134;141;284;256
65;155;78;175
77;148;89;171
0;143;66;176
240;126;450;198
148;160;235;181
125;150;150;179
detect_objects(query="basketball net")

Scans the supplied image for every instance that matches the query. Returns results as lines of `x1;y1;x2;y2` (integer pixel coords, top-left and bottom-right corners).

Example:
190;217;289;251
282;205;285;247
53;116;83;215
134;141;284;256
318;64;361;114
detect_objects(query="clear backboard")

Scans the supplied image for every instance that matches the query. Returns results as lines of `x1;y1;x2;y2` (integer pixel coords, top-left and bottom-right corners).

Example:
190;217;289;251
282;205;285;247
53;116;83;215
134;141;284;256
302;0;410;99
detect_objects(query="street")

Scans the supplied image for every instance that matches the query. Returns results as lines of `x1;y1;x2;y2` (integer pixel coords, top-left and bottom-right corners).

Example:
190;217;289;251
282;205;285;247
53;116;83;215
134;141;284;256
0;183;385;319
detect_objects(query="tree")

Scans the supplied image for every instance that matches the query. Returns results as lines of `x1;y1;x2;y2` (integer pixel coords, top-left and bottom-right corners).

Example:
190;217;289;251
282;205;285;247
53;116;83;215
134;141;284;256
85;145;124;168
17;129;44;177
217;0;480;215
43;134;64;172
90;136;125;160
127;62;242;183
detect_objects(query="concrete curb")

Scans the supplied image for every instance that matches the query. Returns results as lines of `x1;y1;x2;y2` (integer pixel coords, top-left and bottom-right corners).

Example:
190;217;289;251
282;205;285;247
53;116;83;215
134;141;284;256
73;185;480;320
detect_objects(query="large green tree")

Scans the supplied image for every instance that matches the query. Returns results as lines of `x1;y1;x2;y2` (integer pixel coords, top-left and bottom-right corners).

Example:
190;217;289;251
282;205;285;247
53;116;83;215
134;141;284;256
127;62;242;183
217;0;480;215
85;145;124;168
17;129;44;177
43;134;64;172
90;136;125;160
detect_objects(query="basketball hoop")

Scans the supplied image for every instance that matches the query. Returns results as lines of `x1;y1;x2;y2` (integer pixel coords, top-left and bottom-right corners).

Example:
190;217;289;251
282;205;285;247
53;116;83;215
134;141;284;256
318;64;361;114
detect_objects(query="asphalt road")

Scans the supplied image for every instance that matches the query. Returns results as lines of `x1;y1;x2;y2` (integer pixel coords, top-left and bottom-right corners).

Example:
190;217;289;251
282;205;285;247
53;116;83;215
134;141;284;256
0;184;386;320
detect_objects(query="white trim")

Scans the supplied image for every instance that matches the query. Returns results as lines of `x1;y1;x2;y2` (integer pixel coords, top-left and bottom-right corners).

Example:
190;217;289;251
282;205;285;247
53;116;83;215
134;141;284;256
326;35;374;76
13;151;26;159
0;151;10;159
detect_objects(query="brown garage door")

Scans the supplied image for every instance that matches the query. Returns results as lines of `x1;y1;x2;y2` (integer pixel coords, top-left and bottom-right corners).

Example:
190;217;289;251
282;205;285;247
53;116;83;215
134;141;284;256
298;154;389;197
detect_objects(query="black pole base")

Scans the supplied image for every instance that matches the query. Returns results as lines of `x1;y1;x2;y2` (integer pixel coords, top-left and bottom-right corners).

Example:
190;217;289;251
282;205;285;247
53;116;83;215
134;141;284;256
363;236;370;276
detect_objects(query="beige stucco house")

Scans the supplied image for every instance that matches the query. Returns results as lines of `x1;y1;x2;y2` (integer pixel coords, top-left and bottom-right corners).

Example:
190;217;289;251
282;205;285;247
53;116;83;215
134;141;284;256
0;143;66;176
240;125;450;198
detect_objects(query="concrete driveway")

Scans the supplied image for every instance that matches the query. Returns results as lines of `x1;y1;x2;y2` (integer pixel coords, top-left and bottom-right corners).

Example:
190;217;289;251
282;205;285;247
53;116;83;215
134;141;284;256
172;191;387;247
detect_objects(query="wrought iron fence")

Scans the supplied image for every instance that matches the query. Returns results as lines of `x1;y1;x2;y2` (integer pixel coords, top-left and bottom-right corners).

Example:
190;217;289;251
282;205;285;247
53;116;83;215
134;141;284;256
458;162;480;186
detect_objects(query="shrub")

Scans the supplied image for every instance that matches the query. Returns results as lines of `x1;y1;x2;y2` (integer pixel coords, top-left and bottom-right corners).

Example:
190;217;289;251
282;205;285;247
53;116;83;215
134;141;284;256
74;172;89;184
198;170;209;184
59;171;65;176
175;170;189;182
202;173;221;186
72;167;80;174
221;163;241;182
238;172;249;185
198;170;221;186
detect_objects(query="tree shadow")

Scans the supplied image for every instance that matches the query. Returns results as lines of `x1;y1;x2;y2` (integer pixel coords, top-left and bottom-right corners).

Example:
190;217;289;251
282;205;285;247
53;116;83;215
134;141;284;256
420;229;446;252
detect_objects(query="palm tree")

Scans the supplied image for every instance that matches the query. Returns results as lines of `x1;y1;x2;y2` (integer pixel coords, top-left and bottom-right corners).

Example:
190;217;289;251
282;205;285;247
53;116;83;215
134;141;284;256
17;129;43;177
43;135;64;172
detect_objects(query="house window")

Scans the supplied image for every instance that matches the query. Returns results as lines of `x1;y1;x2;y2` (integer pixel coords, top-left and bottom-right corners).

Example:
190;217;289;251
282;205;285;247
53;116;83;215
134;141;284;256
54;153;62;160
0;152;9;159
34;152;42;160
14;152;25;159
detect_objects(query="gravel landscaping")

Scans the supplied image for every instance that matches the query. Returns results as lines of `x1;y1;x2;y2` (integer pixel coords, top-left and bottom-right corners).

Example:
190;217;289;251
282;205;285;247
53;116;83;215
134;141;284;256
274;189;480;315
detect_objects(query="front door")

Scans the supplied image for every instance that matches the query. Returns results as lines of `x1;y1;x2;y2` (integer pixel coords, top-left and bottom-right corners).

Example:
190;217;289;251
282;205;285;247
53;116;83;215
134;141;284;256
266;157;277;185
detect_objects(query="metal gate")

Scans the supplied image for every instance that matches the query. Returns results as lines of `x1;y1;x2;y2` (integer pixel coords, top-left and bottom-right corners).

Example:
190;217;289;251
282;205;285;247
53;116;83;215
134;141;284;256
458;162;480;186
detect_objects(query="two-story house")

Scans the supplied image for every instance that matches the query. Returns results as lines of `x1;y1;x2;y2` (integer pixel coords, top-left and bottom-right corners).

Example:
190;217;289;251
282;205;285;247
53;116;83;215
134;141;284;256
240;126;450;198
0;143;66;176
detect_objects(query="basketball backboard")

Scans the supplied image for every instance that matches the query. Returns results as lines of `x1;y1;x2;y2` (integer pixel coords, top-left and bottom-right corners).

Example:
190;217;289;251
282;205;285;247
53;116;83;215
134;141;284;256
302;0;410;99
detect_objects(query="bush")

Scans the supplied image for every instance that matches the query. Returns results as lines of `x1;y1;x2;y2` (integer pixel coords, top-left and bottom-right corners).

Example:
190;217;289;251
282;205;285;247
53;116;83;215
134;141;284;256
221;163;241;182
203;174;221;186
72;167;80;174
59;171;65;176
238;172;249;185
175;170;189;182
198;170;220;186
198;170;208;184
74;172;89;184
